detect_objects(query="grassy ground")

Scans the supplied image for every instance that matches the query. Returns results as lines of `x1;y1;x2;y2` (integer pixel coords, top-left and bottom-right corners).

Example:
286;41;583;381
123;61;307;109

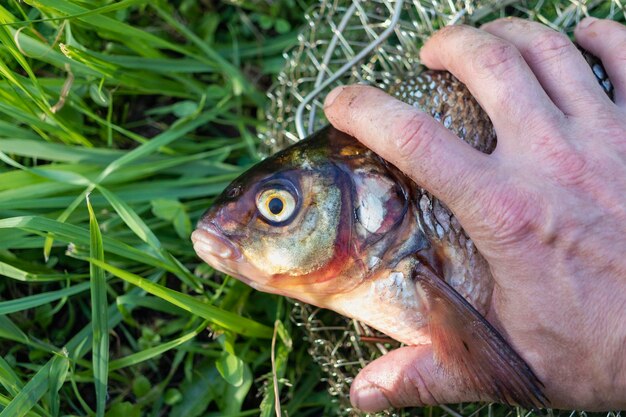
0;1;331;416
2;2;625;417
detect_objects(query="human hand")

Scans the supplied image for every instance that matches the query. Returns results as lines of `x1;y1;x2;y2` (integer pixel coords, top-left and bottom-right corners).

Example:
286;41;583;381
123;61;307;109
323;17;626;412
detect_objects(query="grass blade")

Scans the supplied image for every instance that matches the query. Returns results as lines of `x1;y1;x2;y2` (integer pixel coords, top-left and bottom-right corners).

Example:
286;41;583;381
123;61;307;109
116;294;187;316
0;355;22;396
0;261;32;281
97;186;161;249
88;259;272;339
29;0;173;55
0;281;91;314
65;272;164;360
47;350;69;417
98;99;230;180
0;315;30;345
95;186;202;290
0;216;181;276
87;195;109;417
0;350;68;417
108;321;207;371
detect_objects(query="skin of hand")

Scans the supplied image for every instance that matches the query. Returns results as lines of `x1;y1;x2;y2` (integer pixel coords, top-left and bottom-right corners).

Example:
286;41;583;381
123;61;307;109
323;17;626;412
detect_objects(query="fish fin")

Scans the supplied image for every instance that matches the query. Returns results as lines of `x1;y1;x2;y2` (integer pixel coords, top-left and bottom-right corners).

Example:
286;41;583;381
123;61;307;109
415;267;548;409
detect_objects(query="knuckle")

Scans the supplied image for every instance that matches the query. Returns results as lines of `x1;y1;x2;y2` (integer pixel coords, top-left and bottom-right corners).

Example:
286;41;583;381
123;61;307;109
581;17;602;32
535;136;593;186
394;112;439;161
613;40;626;63
602;120;626;153
553;151;590;186
435;24;469;41
472;41;521;79
477;184;542;243
528;32;573;65
405;363;434;405
596;18;626;37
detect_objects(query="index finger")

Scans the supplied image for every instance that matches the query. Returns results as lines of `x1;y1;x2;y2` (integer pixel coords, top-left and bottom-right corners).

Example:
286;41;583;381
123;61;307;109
323;84;496;216
420;25;563;137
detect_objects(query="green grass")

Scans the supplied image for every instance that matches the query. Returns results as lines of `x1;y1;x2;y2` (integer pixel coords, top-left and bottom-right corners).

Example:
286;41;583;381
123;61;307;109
0;1;330;416
5;2;624;417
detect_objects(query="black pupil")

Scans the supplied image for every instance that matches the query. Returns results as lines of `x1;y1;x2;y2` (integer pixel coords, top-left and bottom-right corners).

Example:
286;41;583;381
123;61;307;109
268;198;284;215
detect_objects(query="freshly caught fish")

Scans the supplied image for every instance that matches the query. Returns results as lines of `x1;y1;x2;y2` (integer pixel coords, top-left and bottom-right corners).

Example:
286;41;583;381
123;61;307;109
192;55;612;409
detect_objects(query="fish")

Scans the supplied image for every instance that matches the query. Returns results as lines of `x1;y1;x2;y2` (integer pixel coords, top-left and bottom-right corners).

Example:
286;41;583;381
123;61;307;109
191;55;612;409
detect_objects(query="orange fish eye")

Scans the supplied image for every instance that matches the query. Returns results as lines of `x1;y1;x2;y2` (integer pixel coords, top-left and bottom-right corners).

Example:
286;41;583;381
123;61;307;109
256;189;296;224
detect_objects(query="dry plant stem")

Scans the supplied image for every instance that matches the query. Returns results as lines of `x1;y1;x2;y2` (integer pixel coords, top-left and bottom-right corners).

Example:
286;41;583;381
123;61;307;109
272;320;283;416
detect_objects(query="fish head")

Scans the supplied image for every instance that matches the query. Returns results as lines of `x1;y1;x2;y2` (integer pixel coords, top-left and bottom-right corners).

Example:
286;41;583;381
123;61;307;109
192;127;374;307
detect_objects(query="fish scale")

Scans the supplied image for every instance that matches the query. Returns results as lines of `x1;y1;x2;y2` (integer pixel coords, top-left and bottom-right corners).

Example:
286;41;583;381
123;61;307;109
388;70;497;313
390;70;496;153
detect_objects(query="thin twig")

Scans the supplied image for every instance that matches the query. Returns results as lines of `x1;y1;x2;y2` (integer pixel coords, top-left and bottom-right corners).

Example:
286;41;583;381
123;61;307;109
271;320;282;417
50;63;74;114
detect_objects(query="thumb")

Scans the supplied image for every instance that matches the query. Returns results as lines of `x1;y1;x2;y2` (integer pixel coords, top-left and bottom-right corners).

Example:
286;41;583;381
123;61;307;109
323;85;496;216
350;345;483;412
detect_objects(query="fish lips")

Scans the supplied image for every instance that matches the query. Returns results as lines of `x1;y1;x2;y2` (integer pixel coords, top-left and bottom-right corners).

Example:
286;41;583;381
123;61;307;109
191;223;273;292
191;223;246;277
192;222;241;259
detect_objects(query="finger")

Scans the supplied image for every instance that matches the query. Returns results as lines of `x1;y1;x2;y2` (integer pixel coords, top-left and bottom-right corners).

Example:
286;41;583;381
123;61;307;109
323;84;496;215
350;345;481;412
420;25;562;137
481;18;612;116
575;17;626;106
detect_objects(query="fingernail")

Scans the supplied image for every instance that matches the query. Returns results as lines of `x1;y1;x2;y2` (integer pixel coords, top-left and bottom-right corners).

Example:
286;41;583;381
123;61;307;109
578;16;598;30
324;86;344;108
351;386;391;412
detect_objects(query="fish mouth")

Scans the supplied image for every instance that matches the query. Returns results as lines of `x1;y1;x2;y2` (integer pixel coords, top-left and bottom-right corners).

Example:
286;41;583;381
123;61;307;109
191;222;242;265
191;224;261;287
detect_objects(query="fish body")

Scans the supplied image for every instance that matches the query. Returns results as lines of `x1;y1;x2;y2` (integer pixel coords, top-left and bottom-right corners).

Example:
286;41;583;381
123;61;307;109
192;71;547;406
193;61;612;408
195;125;492;340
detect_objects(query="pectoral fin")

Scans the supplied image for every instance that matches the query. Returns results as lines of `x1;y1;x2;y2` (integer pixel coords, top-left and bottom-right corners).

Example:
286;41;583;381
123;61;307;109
416;267;548;409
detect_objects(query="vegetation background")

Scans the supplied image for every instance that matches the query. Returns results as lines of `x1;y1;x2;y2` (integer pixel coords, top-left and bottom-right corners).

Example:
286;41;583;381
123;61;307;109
0;1;332;416
1;1;624;417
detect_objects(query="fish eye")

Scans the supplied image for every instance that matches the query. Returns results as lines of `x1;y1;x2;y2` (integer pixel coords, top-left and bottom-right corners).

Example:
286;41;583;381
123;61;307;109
256;188;296;224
